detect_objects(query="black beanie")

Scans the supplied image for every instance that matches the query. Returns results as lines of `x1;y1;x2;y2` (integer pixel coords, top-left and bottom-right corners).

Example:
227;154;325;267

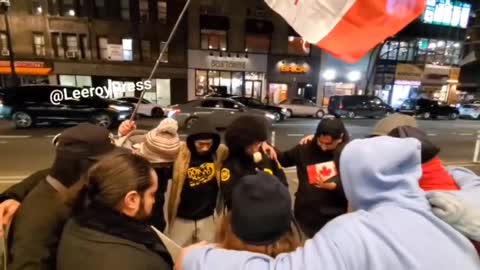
315;118;348;140
50;123;116;187
225;115;269;155
231;172;292;245
388;126;440;164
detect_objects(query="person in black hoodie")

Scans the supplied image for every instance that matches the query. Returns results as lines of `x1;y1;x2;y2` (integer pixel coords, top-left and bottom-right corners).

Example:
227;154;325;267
221;115;288;210
273;118;349;238
57;150;173;270
166;117;228;246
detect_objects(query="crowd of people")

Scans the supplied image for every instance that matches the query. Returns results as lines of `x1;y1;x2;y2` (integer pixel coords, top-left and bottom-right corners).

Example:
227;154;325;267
0;113;478;270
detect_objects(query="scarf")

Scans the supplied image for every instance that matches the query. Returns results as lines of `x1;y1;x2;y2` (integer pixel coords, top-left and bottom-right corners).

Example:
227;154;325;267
420;158;459;191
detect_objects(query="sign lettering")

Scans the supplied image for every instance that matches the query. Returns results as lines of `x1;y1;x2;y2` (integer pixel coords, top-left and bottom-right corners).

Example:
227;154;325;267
280;65;307;74
210;60;246;70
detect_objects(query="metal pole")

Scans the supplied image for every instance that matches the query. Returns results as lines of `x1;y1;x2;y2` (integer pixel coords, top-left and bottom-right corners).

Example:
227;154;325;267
473;130;480;163
3;8;17;86
130;0;191;121
271;131;276;147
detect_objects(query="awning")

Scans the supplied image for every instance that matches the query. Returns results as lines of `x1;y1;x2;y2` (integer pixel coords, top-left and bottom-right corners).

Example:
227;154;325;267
0;67;52;76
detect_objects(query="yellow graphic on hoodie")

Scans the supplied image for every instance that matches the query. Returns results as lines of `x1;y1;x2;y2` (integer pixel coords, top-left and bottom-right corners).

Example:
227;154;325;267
221;168;231;182
187;163;215;187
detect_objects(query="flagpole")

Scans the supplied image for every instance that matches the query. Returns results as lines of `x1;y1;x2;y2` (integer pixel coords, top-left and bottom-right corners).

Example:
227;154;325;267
130;0;191;121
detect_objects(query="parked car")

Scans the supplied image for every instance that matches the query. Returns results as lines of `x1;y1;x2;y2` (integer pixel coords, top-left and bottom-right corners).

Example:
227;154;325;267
397;98;459;120
230;96;288;122
278;98;325;118
166;97;276;129
0;85;133;129
459;104;480;120
117;97;164;118
328;95;393;119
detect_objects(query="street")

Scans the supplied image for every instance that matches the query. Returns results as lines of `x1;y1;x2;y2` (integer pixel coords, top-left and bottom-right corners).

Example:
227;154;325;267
0;117;479;191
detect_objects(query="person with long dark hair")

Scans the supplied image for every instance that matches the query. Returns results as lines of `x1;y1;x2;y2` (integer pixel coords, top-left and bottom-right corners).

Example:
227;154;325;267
57;150;172;270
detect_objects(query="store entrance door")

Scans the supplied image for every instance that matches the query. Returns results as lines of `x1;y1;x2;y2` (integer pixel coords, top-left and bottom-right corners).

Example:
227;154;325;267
245;80;262;100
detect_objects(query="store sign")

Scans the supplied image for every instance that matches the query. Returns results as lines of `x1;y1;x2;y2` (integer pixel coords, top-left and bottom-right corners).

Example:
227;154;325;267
449;68;460;81
210;60;246;70
395;64;423;81
0;61;45;68
279;65;307;74
107;44;124;61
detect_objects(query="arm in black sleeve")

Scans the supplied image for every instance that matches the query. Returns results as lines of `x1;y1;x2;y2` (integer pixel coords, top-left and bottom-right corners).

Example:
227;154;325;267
0;169;49;203
277;145;301;168
219;162;243;210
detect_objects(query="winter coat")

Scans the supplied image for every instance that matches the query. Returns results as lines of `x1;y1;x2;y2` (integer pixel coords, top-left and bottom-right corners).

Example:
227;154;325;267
57;205;173;270
0;169;49;203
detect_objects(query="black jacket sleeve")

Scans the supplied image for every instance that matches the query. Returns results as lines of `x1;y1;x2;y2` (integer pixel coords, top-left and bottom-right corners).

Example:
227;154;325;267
277;145;301;168
219;161;244;210
0;169;49;203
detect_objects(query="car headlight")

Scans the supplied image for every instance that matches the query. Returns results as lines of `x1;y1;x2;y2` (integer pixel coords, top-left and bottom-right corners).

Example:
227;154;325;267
109;105;131;112
281;108;288;113
265;113;276;120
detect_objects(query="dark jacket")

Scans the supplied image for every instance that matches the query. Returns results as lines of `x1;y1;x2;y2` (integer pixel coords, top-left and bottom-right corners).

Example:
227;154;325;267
278;141;348;237
57;205;172;270
7;178;71;270
150;164;173;232
0;169;49;203
221;150;288;210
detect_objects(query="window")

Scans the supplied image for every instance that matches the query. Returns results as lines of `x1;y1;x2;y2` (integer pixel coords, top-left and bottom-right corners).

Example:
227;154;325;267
122;38;133;61
288;36;310;55
52;33;64;58
0;33;8;55
32;1;43;15
141;40;152;61
245;34;270;53
157;0;167;23
201;30;227;50
196;70;208;96
398;42;409;61
65;35;79;57
140;0;149;22
48;0;59;15
98;37;108;59
159;41;168;63
201;100;220;108
33;34;46;57
120;0;130;20
223;100;241;109
232;72;243;96
62;0;76;16
80;35;91;59
94;0;106;18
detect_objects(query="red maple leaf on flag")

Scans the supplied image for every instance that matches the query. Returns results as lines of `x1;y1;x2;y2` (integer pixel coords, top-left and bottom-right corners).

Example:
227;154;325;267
319;166;332;178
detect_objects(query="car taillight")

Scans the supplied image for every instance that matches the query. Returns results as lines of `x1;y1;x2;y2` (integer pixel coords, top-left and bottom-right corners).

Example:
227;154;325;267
339;103;343;109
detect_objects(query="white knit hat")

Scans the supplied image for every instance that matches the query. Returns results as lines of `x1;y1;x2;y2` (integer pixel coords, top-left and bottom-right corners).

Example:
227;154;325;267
139;118;180;164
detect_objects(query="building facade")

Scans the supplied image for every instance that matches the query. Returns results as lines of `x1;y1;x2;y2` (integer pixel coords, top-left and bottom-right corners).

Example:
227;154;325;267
186;0;323;105
0;0;188;106
459;1;480;100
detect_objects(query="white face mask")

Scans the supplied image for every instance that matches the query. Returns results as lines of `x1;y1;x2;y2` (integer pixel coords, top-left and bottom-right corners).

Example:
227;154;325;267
253;152;263;163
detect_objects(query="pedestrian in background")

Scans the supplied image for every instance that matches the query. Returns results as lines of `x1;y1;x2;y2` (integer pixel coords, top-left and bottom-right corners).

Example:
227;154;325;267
221;115;287;210
57;150;173;270
167;117;228;246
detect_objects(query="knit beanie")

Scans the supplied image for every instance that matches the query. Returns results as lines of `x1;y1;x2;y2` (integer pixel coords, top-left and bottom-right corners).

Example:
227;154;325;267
371;113;417;137
139;118;180;164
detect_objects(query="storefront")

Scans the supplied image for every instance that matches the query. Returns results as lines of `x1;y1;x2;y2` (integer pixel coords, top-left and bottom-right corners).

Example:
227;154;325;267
188;49;268;100
267;56;321;104
0;61;52;87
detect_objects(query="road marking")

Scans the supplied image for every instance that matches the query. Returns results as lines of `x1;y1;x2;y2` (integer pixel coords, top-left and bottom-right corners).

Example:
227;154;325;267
45;135;57;138
287;134;305;137
0;180;22;184
0;141;6;144
0;135;31;139
458;133;474;136
427;133;438;136
274;123;318;127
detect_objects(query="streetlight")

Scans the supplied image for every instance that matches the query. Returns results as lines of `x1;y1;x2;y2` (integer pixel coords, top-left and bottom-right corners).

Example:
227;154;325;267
0;0;18;87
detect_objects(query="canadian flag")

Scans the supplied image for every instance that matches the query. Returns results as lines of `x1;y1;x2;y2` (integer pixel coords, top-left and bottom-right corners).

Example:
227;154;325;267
265;0;426;63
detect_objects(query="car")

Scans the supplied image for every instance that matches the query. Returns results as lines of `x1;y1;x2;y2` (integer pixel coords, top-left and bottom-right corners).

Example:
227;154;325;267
166;97;276;130
230;96;288;122
328;95;393;119
397;98;459;120
459;104;480;120
117;97;164;118
278;98;325;118
0;85;133;129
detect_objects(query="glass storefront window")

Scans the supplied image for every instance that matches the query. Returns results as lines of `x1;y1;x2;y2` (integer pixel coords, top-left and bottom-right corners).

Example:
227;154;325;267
245;34;270;53
208;70;220;88
220;71;231;93
398;42;408;61
245;72;264;80
195;70;207;96
388;41;399;60
232;72;243;96
288;36;310;56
